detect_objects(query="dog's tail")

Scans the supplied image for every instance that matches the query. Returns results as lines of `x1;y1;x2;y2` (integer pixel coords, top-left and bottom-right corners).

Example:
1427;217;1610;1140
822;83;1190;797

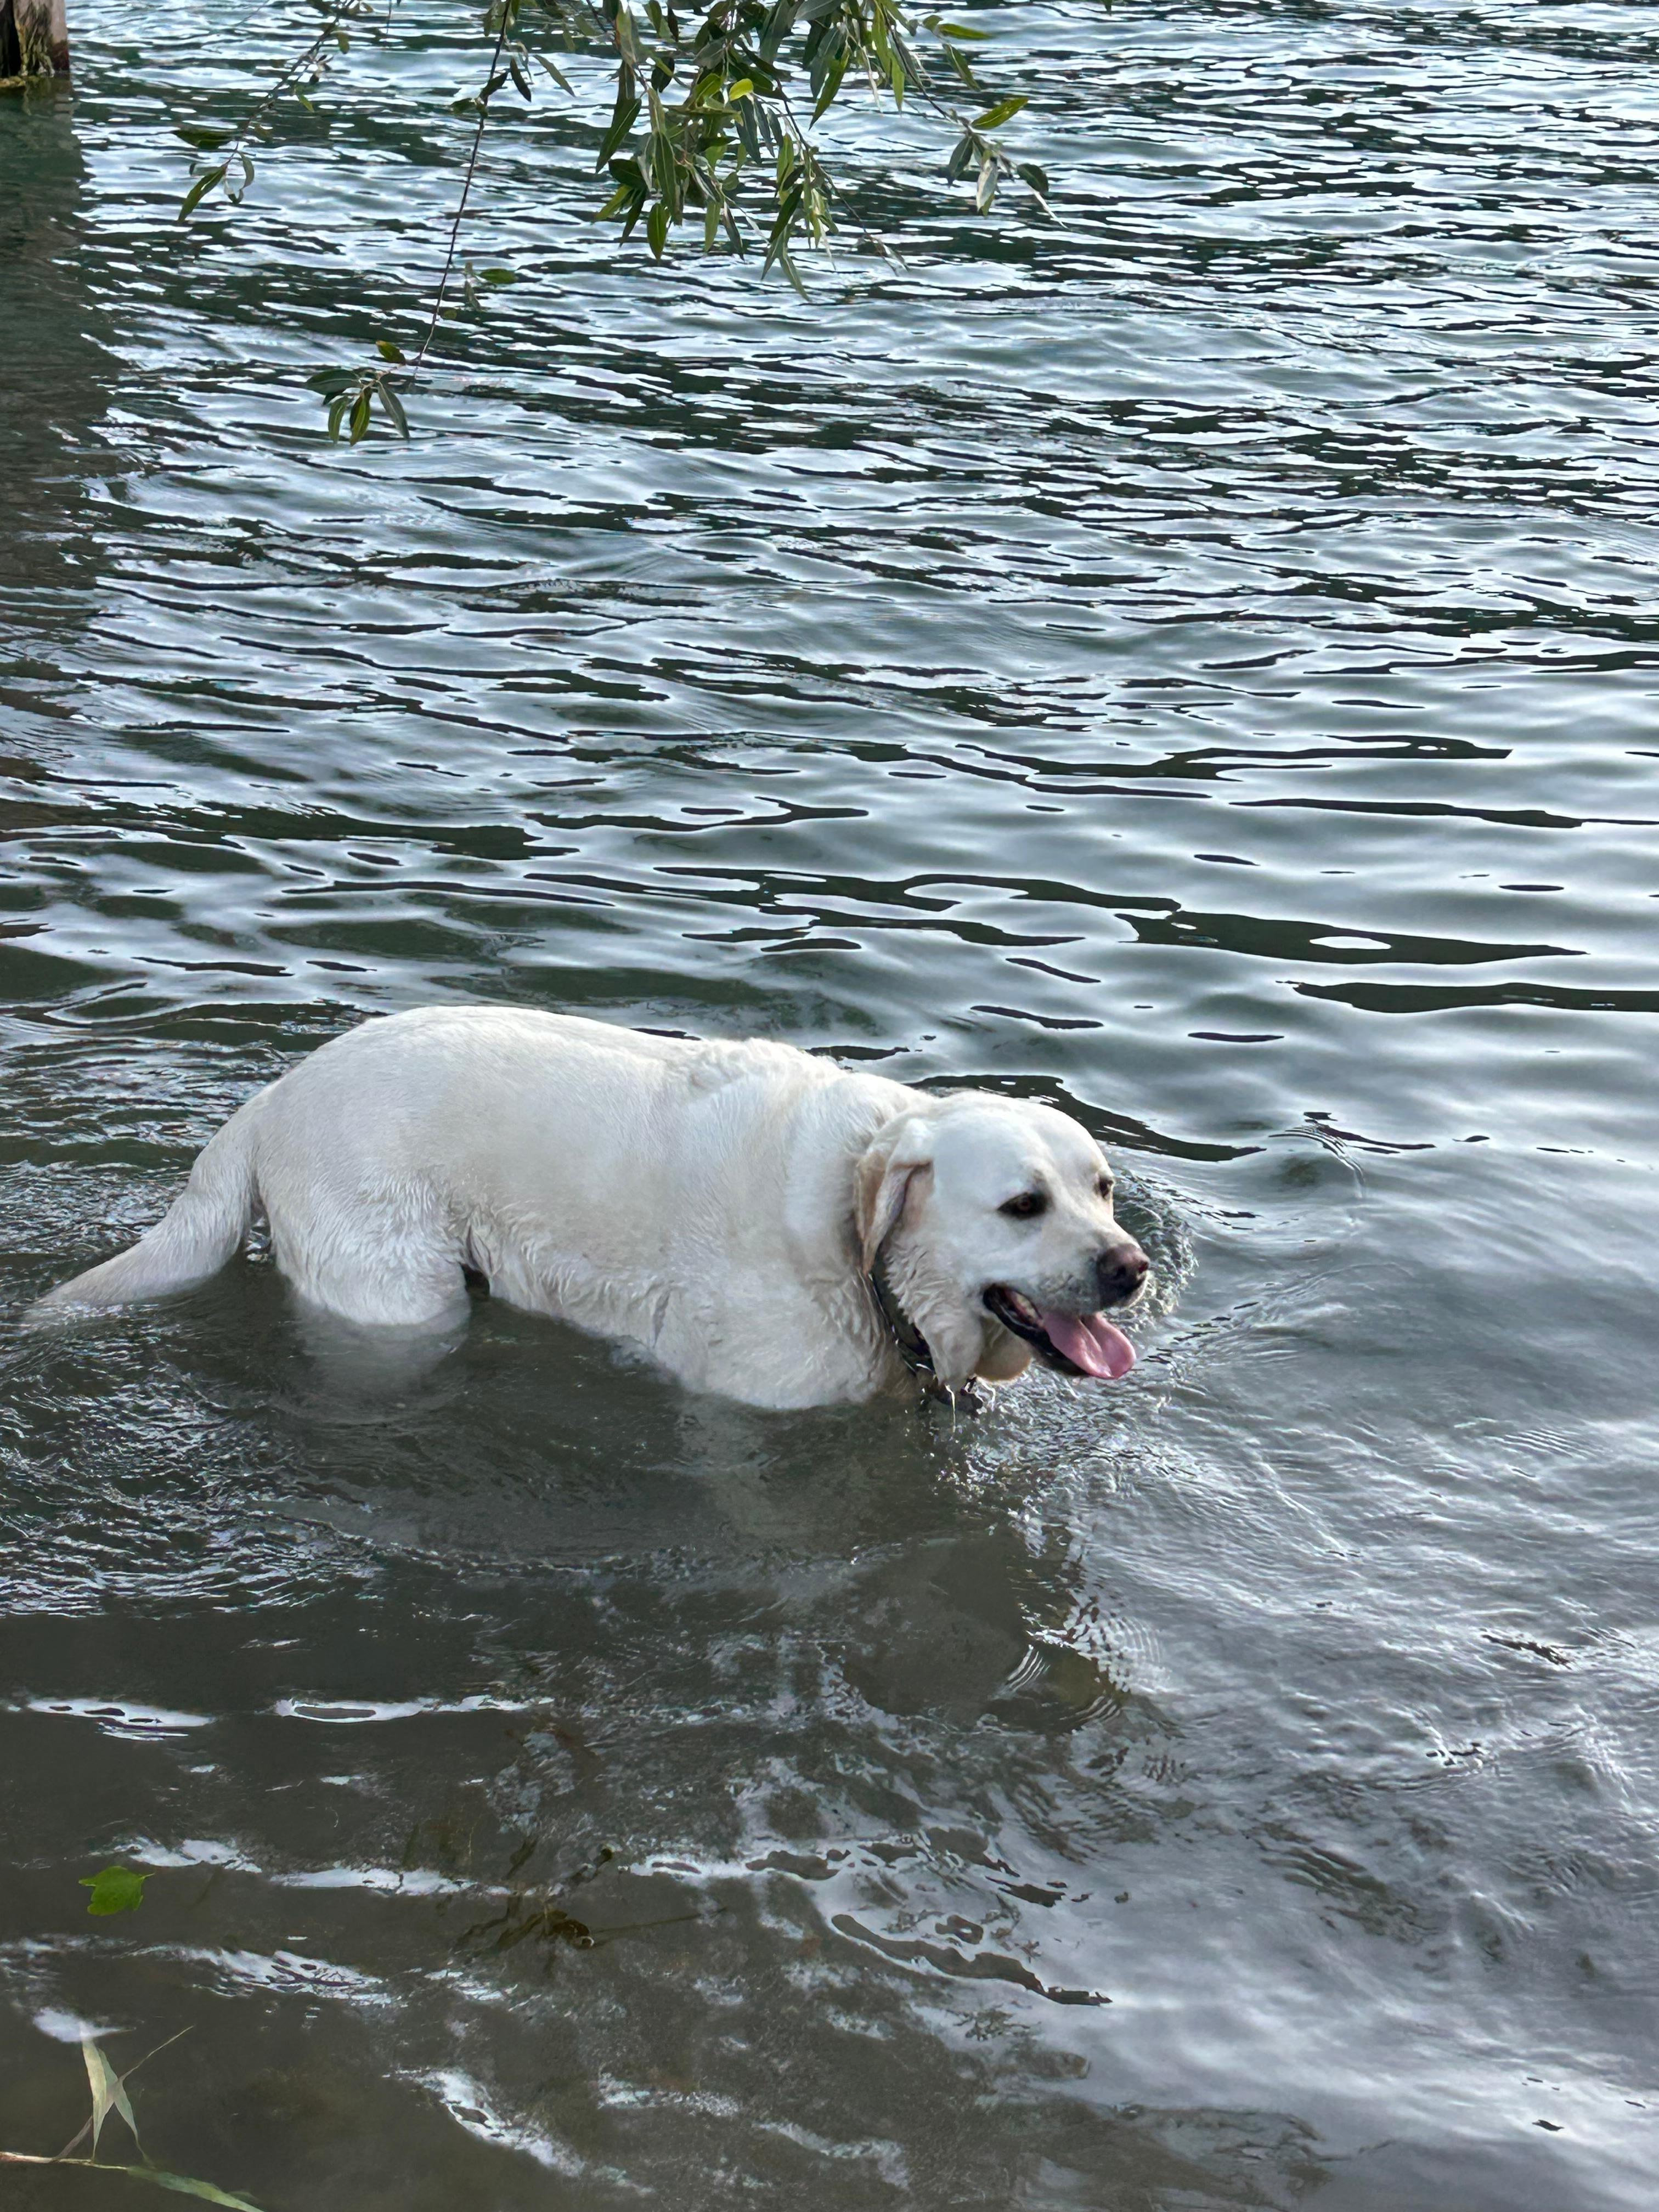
34;1105;259;1312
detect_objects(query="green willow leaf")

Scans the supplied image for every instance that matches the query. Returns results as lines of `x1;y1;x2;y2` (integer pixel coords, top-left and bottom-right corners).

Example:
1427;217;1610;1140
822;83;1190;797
969;94;1027;131
811;47;848;122
596;89;641;169
177;165;228;221
758;0;798;63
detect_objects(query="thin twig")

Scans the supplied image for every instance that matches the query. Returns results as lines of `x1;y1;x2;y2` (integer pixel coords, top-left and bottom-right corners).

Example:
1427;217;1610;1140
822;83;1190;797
408;2;514;375
219;1;361;190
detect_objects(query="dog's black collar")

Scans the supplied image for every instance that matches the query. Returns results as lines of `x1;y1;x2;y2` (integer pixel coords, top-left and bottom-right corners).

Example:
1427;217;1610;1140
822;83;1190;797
865;1255;936;1384
864;1254;991;1415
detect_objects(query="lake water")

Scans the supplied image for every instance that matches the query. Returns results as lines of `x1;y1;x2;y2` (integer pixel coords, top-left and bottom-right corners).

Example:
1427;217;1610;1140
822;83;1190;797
3;3;1657;2205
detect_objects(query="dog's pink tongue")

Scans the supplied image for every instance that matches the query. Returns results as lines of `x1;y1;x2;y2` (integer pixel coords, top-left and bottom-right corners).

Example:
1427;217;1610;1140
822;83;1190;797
1039;1310;1137;1380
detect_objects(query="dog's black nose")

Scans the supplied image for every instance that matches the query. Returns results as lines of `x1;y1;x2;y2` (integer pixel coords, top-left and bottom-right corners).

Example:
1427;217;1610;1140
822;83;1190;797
1096;1244;1150;1306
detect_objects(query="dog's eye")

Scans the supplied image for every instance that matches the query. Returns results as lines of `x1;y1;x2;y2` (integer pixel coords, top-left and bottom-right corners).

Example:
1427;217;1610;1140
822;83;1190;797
1097;1175;1115;1201
1000;1190;1048;1220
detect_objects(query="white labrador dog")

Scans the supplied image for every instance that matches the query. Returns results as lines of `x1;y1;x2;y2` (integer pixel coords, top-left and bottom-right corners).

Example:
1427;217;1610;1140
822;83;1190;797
36;1008;1151;1410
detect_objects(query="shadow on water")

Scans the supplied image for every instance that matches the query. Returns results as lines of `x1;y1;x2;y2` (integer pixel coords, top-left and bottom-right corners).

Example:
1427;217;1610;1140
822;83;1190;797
0;1253;1341;2210
0;80;112;618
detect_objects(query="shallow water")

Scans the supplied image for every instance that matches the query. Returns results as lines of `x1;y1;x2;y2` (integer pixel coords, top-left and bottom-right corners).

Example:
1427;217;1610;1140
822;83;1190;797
2;2;1657;2204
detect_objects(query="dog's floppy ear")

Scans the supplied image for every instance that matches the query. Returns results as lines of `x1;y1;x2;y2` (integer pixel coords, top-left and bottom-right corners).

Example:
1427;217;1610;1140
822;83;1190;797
853;1115;935;1274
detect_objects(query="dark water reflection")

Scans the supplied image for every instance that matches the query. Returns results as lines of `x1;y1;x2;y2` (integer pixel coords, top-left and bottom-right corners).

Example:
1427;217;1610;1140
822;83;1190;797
3;2;1658;2205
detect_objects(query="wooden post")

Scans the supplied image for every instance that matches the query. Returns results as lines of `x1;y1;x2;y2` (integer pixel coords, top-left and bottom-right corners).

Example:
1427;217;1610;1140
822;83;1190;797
1;0;70;78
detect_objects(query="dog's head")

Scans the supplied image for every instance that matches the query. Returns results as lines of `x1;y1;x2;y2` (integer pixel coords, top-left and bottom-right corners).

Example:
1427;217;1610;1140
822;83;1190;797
853;1093;1150;1392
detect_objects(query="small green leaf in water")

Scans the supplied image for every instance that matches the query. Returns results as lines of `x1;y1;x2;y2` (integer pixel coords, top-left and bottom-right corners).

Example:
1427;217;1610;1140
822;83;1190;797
83;2038;141;2157
81;1865;148;1916
146;2169;268;2209
0;2156;264;2210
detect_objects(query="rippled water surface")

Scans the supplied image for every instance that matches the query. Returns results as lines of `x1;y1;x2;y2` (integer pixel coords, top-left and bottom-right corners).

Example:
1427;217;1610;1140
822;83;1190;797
3;3;1658;2204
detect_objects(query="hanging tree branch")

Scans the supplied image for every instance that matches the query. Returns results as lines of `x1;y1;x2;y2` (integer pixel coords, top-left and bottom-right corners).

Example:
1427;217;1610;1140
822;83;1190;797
173;0;1054;441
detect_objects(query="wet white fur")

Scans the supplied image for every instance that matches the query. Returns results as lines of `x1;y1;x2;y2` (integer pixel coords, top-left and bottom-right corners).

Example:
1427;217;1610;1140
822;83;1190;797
36;1007;1142;1410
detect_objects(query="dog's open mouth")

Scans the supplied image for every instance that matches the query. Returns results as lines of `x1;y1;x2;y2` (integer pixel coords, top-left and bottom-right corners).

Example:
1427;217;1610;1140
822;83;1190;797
984;1286;1137;1380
